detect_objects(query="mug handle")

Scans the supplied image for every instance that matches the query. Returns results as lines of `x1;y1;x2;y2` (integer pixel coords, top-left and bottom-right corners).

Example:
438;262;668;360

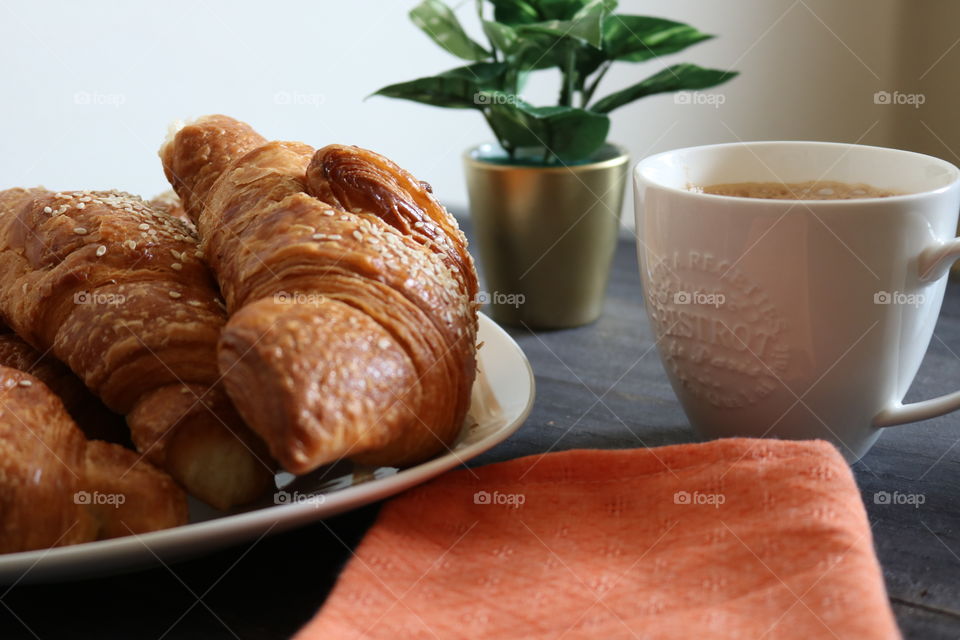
875;237;960;427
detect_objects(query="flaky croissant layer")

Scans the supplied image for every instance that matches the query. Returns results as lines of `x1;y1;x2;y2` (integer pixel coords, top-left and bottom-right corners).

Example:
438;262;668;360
161;115;479;474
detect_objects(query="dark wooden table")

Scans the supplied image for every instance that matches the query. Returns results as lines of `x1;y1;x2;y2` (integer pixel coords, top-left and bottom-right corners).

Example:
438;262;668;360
2;223;959;639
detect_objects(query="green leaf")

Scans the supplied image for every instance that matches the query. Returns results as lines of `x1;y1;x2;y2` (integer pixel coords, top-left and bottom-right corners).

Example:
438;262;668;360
536;0;610;21
604;15;714;62
517;19;603;48
486;94;611;161
372;63;510;109
409;0;490;61
483;21;561;70
486;0;613;67
490;0;605;23
483;20;520;54
490;0;540;25
574;15;714;79
591;63;737;114
573;0;617;21
521;18;600;49
520;0;613;49
485;6;608;70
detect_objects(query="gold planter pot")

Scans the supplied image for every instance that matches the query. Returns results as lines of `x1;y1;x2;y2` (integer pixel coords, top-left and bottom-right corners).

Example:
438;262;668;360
464;143;629;329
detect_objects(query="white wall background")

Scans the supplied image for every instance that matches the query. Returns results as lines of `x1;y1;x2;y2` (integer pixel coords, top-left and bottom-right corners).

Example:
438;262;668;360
1;0;957;220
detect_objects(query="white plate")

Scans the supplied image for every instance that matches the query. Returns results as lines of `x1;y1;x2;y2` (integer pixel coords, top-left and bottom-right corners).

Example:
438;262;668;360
0;313;534;585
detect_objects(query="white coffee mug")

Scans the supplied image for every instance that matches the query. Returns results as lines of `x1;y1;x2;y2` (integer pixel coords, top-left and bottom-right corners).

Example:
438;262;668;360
634;141;960;459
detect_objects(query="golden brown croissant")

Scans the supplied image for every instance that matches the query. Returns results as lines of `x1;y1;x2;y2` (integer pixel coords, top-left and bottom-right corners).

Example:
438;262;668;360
161;115;479;473
81;439;188;539
0;322;128;443
0;365;95;552
0;365;187;553
0;187;273;509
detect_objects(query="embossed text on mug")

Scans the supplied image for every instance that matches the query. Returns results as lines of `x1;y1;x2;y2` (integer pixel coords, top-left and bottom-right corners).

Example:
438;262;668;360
645;250;789;408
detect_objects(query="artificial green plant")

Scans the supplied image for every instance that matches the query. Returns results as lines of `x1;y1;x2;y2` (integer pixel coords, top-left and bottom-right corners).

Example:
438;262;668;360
374;0;738;164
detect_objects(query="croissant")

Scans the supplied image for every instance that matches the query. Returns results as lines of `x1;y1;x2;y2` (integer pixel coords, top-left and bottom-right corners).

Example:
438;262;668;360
0;365;187;553
81;439;188;540
0;322;128;443
161;115;479;473
0;187;272;509
0;364;94;552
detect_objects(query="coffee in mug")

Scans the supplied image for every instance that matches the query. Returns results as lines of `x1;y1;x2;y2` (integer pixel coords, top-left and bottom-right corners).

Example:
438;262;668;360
699;180;899;200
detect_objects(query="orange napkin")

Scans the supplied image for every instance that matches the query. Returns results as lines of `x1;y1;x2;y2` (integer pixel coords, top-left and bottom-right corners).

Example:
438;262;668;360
296;439;899;639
